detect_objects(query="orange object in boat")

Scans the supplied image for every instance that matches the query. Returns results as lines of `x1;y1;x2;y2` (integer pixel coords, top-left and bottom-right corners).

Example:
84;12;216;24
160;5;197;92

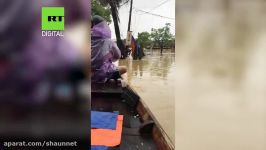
91;115;123;147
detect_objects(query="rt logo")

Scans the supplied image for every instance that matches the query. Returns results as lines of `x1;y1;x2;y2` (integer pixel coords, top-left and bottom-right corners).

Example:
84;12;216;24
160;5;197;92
41;7;64;31
48;16;64;22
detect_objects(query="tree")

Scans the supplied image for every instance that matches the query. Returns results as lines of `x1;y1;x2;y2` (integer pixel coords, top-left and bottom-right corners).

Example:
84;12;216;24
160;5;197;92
98;0;130;59
137;32;152;49
164;37;175;49
92;0;112;24
150;23;174;54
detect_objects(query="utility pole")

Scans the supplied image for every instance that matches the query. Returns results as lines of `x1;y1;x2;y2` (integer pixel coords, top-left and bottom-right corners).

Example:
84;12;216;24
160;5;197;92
125;0;133;59
127;0;133;31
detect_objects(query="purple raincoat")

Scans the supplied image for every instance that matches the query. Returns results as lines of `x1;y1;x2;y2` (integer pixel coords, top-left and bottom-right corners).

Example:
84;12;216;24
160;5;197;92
91;21;121;83
0;0;88;104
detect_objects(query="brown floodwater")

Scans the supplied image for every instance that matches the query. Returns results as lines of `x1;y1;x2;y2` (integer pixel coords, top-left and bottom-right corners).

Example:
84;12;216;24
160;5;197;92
119;49;175;146
117;2;265;149
175;1;266;150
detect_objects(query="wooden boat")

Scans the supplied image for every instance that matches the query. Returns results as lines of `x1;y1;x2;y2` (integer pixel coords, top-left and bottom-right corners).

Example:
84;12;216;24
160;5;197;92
0;82;174;149
92;81;174;150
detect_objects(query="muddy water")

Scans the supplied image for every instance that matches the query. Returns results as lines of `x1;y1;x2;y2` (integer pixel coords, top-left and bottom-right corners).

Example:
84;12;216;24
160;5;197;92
119;49;175;145
175;1;266;150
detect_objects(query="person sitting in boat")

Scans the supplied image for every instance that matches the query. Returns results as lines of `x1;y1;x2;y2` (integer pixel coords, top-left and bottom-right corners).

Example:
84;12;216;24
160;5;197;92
91;15;127;83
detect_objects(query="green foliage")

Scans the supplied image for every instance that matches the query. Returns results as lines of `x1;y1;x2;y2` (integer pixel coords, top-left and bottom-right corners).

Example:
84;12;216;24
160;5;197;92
150;23;174;49
137;32;152;48
92;0;112;23
136;23;175;52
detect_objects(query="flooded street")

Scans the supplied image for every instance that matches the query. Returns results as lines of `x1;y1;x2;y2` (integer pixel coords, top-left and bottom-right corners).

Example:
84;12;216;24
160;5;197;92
118;1;265;149
116;1;266;149
119;49;175;145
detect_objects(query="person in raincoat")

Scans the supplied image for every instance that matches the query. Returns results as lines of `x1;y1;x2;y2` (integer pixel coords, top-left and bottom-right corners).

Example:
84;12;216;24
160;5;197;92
91;15;127;83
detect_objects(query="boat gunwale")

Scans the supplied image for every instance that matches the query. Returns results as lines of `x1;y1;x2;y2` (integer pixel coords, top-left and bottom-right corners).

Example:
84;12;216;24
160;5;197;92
131;86;175;150
91;82;174;150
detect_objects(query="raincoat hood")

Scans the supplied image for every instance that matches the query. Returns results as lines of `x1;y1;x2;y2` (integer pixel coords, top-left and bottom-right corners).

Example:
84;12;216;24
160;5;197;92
92;21;111;39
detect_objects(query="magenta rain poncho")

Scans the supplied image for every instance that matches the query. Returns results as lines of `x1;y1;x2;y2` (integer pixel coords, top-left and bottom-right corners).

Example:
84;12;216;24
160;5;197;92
91;21;121;83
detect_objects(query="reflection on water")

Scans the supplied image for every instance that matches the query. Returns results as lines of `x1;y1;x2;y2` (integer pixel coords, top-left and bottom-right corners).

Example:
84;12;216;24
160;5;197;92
120;50;175;81
119;49;175;145
175;1;266;150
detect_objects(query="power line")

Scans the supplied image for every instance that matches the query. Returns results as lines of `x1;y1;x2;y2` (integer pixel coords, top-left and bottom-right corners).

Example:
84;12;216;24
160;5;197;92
150;0;171;12
138;0;171;15
133;7;175;20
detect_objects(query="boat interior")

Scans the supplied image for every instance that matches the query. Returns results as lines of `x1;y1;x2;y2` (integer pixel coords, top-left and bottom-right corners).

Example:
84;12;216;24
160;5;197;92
92;81;173;150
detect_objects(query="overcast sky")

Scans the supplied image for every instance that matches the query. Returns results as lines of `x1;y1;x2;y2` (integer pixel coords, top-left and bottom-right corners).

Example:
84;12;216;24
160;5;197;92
110;0;175;39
